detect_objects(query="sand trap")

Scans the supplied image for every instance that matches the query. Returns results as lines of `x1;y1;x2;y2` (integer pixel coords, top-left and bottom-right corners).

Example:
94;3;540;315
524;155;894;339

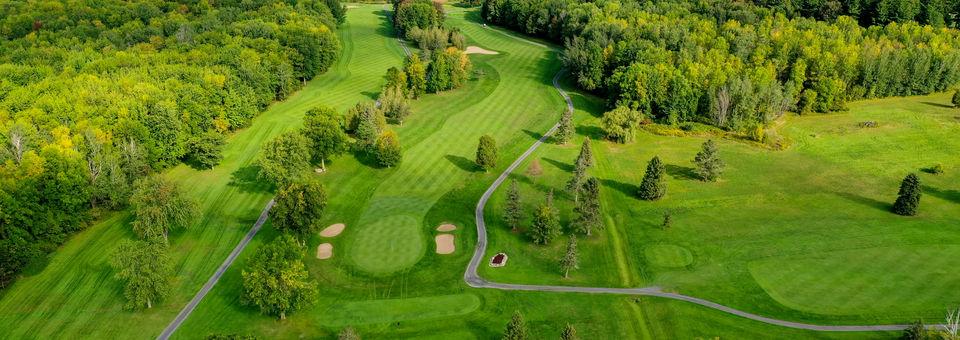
346;5;359;9
435;234;455;254
436;224;457;232
465;46;499;55
320;223;345;237
317;243;333;259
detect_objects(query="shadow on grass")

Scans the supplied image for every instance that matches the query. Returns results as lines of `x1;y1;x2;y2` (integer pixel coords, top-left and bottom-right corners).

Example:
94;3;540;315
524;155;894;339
506;173;570;200
832;191;891;213
541;157;573;172
445;154;478;172
575;125;605;139
229;165;272;193
361;90;380;101
923;185;960;204
522;129;542;141
920;101;955;109
599;178;637;198
665;164;699;181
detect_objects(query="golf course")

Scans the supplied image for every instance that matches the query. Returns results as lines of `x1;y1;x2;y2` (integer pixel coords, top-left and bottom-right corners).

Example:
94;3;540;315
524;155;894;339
0;1;958;339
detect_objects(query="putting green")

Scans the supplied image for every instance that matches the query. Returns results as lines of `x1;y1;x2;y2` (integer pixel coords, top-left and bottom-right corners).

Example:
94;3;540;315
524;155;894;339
348;213;424;274
749;245;960;315
645;245;693;268
318;294;481;326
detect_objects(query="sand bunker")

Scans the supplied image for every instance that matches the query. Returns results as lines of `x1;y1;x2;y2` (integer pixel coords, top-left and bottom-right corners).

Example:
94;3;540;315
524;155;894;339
346;5;360;9
436;224;457;232
320;223;345;237
317;243;333;259
435;234;455;254
465;46;499;55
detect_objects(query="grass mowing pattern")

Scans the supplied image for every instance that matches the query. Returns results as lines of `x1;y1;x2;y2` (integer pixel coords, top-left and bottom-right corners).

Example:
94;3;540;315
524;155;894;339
317;293;481;326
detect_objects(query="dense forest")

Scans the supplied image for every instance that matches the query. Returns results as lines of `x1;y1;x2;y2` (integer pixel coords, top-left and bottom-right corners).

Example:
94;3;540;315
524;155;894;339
482;0;960;132
0;0;344;288
753;0;960;27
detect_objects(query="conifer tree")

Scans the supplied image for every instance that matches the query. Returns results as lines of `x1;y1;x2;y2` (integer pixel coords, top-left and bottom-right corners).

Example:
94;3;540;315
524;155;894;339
638;156;666;200
560;236;579;278
502;311;528;340
662;210;672;229
555;109;574;145
693;139;725;181
892;173;922;216
476;135;498;171
503;179;523;232
530;191;560;245
573;177;602;236
561;324;579;340
566;139;594;199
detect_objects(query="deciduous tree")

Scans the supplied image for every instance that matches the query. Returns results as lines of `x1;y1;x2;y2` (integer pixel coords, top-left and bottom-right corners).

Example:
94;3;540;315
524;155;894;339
257;132;312;186
302;106;349;171
602;107;641;143
271;180;327;243
186;131;226;169
111;240;172;310
130;176;197;242
375;130;402;167
241;235;318;320
404;54;427;98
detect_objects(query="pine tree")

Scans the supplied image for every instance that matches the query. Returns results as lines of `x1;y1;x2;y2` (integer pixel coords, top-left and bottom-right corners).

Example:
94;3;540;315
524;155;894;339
355;103;385;152
502;311;528;340
560;236;579;278
575;139;594;168
555;109;574;145
638;156;666;200
503;179;523;232
662;210;672;229
530;191;560;245
573;177;602;236
560;324;579;340
693;139;725;181
565;139;594;199
892;173;922;216
476;135;498;171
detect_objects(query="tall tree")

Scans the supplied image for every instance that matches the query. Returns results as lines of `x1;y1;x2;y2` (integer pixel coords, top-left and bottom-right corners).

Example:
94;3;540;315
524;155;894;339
561;323;579;340
426;49;452;93
257;132;312;186
573;177;602;236
892;173;922;216
503;179;523;232
384;67;408;95
354;103;386;152
241;235;318;320
476;135;498;171
555;109;574;145
693;140;725;182
638;156;666;200
559;236;579;278
565;139;594;199
270;180;327;243
186;131;226;169
502;310;529;340
379;85;412;125
529;191;560;245
404;54;427;98
110;240;172;310
375;130;402;167
302;106;349;171
130;176;198;243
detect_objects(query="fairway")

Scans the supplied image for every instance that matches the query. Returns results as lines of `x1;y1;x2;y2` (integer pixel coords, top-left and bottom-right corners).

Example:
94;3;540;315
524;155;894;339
318;294;482;326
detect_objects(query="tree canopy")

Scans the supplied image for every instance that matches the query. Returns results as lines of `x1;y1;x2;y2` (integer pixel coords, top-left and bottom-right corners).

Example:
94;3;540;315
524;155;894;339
271;180;328;242
111;240;173;310
241;235;318;320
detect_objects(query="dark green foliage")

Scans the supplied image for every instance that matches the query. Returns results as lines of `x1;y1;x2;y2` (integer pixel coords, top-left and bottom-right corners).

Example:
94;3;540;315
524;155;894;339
953;90;960;108
503;179;523;231
476;135;498;171
427;48;472;93
565;139;594;195
375;130;403;168
529;192;561;245
559;236;579;278
555;109;574;144
111;240;172;310
638;156;667;200
756;0;959;27
693;140;725;182
502;310;529;340
573;177;602;236
892;173;922;216
662;210;672;229
0;235;42;288
899;319;929;340
394;0;443;36
186;131;226;170
353;103;387;151
380;85;412;125
561;323;579;340
385;67;408;94
130;176;198;243
602;107;641;143
302;106;349;170
270;180;327;242
404;54;428;98
240;234;318;320
257;132;312;186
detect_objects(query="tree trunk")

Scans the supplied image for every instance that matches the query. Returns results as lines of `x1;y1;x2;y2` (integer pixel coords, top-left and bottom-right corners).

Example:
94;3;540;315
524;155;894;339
564;269;569;278
147;299;152;309
321;158;326;171
586;226;591;237
163;230;169;243
280;311;286;320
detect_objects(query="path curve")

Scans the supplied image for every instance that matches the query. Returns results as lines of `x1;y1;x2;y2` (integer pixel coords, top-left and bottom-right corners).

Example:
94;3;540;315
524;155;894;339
463;48;925;333
157;199;275;340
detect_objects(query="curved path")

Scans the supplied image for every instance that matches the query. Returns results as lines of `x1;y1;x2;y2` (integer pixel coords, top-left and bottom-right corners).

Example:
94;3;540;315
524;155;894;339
463;39;927;332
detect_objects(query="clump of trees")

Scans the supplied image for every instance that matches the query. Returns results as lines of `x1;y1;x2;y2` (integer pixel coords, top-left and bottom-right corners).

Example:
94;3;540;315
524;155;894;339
755;0;960;27
241;235;318;320
892;173;922;216
393;0;445;36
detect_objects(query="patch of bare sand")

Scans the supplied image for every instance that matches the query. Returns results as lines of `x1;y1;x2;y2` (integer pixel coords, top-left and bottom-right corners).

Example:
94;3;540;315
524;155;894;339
436;224;457;232
346;5;360;9
435;234;455;254
465;46;499;55
317;243;333;259
320;223;345;237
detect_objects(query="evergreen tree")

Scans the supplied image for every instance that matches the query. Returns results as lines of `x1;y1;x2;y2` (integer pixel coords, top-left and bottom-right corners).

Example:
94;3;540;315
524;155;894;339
503;179;523;232
302;106;348;170
953;89;960;108
561;324;579;340
374;130;402;167
892;173;922;216
559;236;579;278
573;177;602;236
529;191;560;245
111;240;172;310
575;139;594;168
502;311;528;340
355;104;386;152
638;156;666;200
662;210;672;229
693;140;725;181
555;109;574;145
404;54;427;98
476;135;498;171
565;139;594;198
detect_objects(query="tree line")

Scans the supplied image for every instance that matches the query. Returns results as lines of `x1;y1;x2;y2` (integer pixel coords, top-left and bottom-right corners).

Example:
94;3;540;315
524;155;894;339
752;0;960;27
0;0;344;289
481;0;960;133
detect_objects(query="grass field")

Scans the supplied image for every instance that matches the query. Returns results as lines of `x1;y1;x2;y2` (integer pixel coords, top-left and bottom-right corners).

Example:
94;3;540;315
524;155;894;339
1;3;955;339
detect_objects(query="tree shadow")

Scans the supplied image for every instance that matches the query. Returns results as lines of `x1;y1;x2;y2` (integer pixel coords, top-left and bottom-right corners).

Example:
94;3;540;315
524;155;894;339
506;173;566;200
923;185;960;204
375;8;400;39
575;125;605;139
920;101;955;109
355;149;383;169
831;191;891;213
361;90;380;101
522;129;542;141
664;164;698;181
228;165;271;193
541;157;573;172
445;154;478;172
599;178;637;198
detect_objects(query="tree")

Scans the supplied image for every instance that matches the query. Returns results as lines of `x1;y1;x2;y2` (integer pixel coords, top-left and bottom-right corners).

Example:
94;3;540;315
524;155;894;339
111;240;172;310
257;132;312;186
384;67;408;94
559;236;579;278
555;109;574;145
602;107;641;143
503;179;523;232
354;103;386;151
186;131;226;169
900;319;929;340
529;192;560;245
404;54;427;98
302;106;349;171
561;324;579;340
693;140;725;182
379;85;412;125
476;135;498;171
338;327;360;340
573;177;601;236
892;173;922;216
426;49;452;92
565;139;594;199
374;130;402;167
271;180;327;243
502;310;528;340
241;235;318;320
662;210;672;229
638;156;666;200
953;90;960;108
130;176;198;243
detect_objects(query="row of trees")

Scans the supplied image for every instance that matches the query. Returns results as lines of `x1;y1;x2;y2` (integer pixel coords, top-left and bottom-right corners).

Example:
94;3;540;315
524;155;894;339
482;0;960;132
0;0;344;288
502;310;580;340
